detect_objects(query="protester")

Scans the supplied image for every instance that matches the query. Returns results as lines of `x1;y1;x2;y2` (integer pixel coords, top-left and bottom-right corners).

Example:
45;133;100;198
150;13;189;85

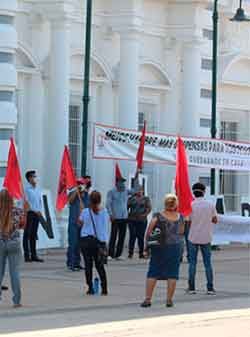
106;176;130;260
0;190;27;308
79;191;109;295
23;170;43;262
187;182;218;295
141;194;184;308
128;185;152;259
66;176;91;271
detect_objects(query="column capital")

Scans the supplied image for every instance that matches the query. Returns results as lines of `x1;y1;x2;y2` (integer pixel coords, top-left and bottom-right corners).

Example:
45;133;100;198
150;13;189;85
33;0;76;26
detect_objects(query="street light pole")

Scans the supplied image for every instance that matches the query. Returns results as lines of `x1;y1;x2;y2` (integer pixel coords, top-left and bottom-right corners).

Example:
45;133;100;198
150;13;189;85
81;0;93;176
210;0;218;195
210;0;250;195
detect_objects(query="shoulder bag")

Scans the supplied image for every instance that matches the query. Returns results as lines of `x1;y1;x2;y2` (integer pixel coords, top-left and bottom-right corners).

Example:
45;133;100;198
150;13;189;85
89;209;108;265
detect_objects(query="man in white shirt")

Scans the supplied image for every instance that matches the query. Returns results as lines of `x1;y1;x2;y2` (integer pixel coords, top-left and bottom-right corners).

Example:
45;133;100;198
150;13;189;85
188;182;218;295
23;170;44;262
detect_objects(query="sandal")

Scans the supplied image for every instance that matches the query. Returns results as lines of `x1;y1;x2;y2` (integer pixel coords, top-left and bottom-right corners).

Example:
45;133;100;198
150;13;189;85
140;299;151;308
166;300;174;308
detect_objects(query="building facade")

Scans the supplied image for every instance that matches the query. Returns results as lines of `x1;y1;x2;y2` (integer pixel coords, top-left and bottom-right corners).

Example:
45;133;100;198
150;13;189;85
0;0;250;231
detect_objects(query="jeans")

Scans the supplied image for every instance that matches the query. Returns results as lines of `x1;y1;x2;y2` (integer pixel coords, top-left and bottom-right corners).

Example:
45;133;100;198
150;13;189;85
128;220;147;256
66;222;81;268
23;211;39;259
188;241;214;291
80;237;107;292
0;238;22;305
108;219;127;258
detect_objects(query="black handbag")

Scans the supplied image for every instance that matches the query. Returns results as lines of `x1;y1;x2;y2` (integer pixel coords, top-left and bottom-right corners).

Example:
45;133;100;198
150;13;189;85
89;209;108;265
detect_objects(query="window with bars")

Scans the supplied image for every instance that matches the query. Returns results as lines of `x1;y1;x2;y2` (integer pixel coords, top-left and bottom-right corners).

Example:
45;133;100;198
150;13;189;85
200;118;211;128
201;58;212;70
220;121;241;212
200;88;212;99
203;28;213;40
69;105;81;177
0;167;6;178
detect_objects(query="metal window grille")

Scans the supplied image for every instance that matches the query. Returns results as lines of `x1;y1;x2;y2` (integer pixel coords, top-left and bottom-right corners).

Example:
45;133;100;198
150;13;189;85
0;91;13;102
219;121;245;212
0;129;13;140
0;167;6;178
0;52;13;63
200;118;211;128
203;29;213;40
69;105;81;177
201;58;212;70
200;88;212;99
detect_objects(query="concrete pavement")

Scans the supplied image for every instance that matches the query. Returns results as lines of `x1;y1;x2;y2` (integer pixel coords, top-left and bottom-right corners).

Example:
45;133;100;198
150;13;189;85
0;245;249;336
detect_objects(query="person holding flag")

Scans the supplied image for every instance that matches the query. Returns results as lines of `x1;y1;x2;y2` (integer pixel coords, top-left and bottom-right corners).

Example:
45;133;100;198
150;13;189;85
23;170;44;263
66;176;92;271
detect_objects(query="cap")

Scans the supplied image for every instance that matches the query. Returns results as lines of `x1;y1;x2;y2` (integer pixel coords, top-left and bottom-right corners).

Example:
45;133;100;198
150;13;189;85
77;177;89;185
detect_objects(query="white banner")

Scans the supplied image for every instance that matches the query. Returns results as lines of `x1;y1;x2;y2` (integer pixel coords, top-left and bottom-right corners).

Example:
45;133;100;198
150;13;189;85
93;124;250;171
213;215;250;245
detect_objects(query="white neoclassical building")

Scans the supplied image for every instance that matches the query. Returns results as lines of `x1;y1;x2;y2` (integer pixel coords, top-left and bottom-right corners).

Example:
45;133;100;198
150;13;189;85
0;0;250;228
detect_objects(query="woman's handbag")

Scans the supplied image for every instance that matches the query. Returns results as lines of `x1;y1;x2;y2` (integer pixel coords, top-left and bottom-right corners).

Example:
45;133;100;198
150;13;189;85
89;209;108;265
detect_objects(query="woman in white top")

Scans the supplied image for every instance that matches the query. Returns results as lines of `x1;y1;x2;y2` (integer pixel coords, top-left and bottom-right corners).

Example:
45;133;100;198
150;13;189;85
78;191;110;295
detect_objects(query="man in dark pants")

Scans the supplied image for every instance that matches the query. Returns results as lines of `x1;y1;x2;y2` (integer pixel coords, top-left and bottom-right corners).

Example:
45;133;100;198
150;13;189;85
66;176;91;271
106;177;131;260
23;170;43;262
128;185;151;259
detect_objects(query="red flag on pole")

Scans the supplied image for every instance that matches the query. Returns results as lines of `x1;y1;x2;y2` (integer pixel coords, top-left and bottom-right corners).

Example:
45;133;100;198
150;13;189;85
3;138;24;200
175;136;193;216
136;121;146;171
56;146;77;211
115;162;122;181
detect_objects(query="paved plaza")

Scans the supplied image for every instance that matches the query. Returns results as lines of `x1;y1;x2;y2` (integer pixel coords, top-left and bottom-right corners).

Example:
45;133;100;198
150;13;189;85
0;245;249;336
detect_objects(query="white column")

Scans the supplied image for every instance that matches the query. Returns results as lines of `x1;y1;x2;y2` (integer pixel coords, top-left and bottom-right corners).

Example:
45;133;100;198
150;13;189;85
27;74;44;183
118;31;139;129
47;19;70;197
180;40;201;137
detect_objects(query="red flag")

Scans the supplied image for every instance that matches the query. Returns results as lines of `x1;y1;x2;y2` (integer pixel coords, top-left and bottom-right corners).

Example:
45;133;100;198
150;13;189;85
3;138;24;199
136;121;146;171
56;146;77;211
115;163;122;181
175;137;193;216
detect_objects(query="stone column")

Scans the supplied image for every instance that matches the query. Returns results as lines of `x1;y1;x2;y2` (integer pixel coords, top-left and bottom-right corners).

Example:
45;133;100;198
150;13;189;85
0;0;18;180
47;18;71;197
118;30;140;129
180;40;202;137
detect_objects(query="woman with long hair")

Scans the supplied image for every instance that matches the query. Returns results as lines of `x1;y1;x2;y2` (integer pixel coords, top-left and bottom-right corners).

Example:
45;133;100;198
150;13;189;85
141;194;184;308
79;191;109;295
0;189;26;308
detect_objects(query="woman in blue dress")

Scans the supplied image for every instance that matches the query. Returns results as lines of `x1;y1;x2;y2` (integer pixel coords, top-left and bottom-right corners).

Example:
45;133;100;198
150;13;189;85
141;194;184;308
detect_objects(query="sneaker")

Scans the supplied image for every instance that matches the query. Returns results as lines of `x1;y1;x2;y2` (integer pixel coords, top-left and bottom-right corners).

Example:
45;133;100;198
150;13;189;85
24;257;32;263
207;289;216;295
107;256;113;261
13;304;22;309
115;256;126;261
